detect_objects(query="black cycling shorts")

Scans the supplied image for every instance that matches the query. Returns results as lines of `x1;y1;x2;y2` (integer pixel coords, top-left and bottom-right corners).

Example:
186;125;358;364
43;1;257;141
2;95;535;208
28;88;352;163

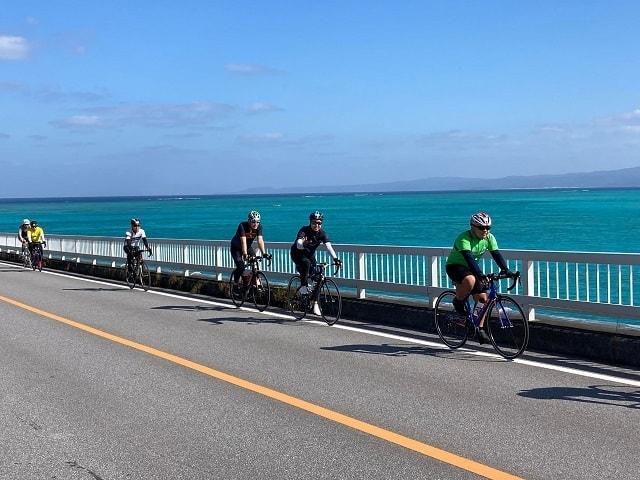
445;264;486;294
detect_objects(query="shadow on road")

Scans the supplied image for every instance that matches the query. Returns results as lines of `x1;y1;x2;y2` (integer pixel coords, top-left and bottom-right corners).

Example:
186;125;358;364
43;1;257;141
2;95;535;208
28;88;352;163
150;304;293;325
320;343;503;362
62;287;125;292
518;384;640;409
0;269;31;273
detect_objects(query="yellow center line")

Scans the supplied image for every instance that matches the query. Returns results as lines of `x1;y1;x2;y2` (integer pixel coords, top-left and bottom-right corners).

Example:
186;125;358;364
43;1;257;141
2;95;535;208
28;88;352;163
0;293;523;480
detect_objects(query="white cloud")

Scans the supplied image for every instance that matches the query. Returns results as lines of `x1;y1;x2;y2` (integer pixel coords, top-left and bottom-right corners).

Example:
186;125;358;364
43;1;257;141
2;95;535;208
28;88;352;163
50;115;103;129
0;36;30;60
247;102;283;114
225;63;283;76
50;101;235;130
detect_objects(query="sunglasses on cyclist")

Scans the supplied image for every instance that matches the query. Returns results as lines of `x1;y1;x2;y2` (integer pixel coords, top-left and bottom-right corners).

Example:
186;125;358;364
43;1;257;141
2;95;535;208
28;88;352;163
249;220;260;224
474;225;491;231
312;221;322;226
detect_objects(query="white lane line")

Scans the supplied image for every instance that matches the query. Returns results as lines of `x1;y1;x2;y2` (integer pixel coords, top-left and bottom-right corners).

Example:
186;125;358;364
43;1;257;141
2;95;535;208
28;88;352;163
4;261;640;387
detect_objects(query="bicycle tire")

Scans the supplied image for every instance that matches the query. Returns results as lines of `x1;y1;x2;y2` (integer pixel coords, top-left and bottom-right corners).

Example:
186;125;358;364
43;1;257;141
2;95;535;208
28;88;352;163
434;291;469;349
251;271;270;312
228;272;246;308
286;275;307;320
486;295;529;359
318;278;341;325
22;250;32;269
125;262;136;289
140;262;151;291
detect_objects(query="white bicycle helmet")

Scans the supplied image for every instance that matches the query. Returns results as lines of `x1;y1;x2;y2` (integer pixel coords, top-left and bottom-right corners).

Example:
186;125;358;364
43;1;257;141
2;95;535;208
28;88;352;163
470;212;492;228
22;218;30;225
248;210;261;222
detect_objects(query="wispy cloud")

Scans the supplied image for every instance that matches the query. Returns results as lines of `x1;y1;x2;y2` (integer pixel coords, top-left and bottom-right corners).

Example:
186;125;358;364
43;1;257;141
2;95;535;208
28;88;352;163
50;115;103;129
246;102;283;114
51;101;236;130
28;134;47;142
237;133;333;147
0;81;109;103
225;63;284;76
0;36;30;60
0;132;10;139
417;130;510;150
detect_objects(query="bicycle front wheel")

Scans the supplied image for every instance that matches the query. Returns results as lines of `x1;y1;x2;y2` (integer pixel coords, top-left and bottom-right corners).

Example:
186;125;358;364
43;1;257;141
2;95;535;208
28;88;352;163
140;262;151;291
22;251;32;269
228;272;246;307
434;291;469;349
486;296;529;359
287;275;307;320
125;263;136;289
319;278;341;325
251;271;270;312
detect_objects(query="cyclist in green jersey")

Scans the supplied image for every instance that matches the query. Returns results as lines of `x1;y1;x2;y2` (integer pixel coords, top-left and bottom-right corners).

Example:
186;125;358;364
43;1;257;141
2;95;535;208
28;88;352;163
445;212;512;343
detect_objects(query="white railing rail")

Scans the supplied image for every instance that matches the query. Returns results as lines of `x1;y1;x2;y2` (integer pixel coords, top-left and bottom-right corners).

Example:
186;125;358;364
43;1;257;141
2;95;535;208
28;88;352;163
1;233;639;336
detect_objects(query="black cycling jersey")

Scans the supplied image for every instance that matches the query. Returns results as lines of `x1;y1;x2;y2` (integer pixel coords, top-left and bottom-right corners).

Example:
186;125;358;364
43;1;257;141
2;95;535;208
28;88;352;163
231;221;263;250
291;226;330;256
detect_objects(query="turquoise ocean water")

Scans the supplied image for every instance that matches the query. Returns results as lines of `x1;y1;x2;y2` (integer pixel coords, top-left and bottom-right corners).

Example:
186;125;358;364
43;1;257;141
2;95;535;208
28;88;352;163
0;188;639;253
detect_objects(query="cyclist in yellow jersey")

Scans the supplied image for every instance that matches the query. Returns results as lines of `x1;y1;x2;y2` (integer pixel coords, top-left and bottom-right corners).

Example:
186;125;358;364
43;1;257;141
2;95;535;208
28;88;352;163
27;220;46;259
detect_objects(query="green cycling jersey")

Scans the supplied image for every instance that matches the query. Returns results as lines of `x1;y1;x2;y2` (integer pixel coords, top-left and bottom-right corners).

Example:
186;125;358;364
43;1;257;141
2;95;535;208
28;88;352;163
446;230;499;267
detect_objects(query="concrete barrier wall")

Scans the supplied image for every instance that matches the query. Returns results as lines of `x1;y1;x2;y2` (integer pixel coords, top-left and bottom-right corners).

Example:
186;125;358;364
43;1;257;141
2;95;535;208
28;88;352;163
3;251;639;369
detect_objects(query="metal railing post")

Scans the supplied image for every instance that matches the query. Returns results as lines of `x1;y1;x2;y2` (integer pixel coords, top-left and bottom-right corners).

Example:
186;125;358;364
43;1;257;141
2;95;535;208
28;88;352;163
523;259;536;321
357;252;366;299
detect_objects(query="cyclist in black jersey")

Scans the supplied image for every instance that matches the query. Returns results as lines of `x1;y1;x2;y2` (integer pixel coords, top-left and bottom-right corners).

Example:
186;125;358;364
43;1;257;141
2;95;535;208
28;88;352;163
18;218;30;255
230;211;271;284
290;211;342;293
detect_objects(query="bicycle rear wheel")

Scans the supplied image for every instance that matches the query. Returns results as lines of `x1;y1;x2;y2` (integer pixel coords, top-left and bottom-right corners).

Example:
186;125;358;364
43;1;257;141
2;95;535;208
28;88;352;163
434;291;469;349
251;271;270;312
140;262;151;291
228;272;246;307
319;278;341;325
486;296;529;359
286;275;307;320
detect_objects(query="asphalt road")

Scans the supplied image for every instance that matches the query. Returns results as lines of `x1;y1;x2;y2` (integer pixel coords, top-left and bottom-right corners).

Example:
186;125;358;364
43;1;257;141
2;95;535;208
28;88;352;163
1;262;638;480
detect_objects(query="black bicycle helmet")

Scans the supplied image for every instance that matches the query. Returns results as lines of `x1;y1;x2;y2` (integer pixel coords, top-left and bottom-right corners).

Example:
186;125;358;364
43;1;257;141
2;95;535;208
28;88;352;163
309;210;324;222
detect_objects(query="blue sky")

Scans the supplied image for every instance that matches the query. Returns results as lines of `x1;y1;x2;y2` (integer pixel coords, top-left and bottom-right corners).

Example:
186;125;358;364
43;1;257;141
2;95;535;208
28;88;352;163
1;1;639;197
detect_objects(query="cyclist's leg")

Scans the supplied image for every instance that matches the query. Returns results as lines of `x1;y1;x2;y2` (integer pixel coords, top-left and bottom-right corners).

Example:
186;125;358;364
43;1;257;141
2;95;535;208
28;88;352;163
230;247;245;283
123;245;133;269
446;264;473;315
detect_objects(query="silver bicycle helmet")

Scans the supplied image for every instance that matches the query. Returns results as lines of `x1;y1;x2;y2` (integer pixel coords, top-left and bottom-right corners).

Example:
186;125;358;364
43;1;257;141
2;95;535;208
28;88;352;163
470;212;492;228
22;218;30;225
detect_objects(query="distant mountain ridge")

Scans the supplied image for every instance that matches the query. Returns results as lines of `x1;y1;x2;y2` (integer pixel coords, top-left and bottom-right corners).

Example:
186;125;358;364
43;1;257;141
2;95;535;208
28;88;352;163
238;166;640;194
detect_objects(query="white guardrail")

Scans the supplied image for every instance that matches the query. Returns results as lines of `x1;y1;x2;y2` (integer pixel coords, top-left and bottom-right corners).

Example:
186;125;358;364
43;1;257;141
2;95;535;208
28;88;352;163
1;233;639;336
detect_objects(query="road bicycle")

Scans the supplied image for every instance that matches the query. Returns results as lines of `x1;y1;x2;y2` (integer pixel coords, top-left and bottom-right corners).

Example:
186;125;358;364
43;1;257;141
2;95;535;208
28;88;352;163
125;248;152;291
287;262;342;325
228;255;271;312
29;243;45;272
434;271;529;359
21;243;32;269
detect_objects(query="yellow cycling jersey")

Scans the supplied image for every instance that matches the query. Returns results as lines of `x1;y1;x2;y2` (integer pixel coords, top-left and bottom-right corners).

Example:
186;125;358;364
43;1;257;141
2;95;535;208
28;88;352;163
28;226;45;243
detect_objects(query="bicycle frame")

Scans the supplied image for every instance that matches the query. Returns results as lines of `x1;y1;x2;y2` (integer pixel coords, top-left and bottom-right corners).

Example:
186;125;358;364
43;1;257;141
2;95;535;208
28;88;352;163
465;273;519;328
